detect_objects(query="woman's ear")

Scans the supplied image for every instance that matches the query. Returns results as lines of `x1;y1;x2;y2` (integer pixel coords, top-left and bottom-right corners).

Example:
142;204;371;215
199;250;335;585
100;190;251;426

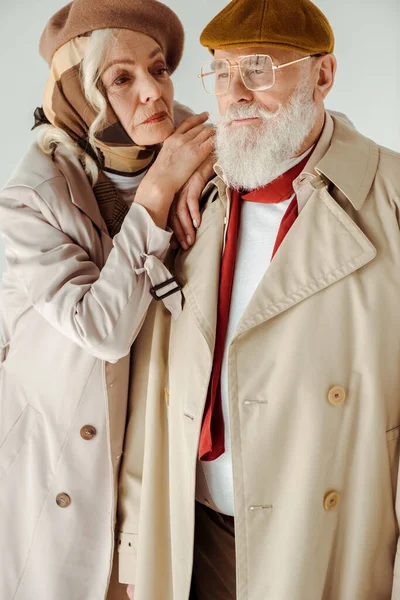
313;54;337;103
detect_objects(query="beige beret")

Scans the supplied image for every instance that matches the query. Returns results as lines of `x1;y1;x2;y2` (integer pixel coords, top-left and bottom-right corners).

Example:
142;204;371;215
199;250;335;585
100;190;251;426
200;0;334;56
39;0;184;71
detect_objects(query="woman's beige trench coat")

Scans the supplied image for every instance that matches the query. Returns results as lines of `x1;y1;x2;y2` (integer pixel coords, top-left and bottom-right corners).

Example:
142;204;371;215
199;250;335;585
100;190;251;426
118;113;400;600
0;140;182;600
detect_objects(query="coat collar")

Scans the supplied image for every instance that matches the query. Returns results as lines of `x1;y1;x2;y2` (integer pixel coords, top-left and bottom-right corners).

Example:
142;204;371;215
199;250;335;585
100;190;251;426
212;111;380;213
313;113;379;210
53;146;109;235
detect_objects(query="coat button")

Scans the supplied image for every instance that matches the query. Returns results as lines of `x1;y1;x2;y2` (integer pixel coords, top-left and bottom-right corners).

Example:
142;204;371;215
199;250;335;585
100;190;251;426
56;493;71;508
324;491;340;511
80;425;97;440
328;386;346;406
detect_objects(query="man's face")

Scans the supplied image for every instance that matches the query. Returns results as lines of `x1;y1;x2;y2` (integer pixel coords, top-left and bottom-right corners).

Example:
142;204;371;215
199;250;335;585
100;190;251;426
212;45;320;190
214;45;313;119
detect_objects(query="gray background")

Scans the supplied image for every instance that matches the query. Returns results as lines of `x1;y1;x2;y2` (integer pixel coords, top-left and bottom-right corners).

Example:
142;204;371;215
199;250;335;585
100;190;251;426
1;0;399;278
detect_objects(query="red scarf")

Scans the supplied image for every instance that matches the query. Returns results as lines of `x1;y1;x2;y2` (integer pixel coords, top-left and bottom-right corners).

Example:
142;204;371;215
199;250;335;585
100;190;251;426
199;155;309;462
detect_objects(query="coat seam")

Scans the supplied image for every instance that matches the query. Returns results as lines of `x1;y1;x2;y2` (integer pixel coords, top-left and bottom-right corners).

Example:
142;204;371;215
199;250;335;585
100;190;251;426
3;177;66;195
4;184;64;232
0;404;41;485
102;360;118;600
259;0;268;40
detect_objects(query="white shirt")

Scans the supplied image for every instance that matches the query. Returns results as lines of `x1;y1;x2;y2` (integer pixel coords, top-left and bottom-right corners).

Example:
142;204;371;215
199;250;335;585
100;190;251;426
105;169;148;206
199;148;313;516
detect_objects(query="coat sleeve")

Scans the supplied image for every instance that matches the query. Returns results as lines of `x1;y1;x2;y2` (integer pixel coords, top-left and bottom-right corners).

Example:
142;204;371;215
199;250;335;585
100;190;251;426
0;179;180;362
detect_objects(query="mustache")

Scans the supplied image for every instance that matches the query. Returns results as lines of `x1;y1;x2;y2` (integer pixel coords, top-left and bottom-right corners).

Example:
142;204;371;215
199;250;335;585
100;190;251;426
218;103;281;126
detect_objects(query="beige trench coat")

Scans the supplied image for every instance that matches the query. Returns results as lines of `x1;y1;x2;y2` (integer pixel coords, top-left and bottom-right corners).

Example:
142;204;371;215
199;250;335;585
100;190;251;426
0;141;181;600
118;112;400;600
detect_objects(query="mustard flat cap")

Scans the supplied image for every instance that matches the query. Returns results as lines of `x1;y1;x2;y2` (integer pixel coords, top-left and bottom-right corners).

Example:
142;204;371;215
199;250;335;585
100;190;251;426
40;0;184;71
200;0;334;55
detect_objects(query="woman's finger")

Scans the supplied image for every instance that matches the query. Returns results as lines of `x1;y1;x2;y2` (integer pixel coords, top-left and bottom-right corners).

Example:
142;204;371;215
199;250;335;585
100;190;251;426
172;190;196;246
175;193;197;245
185;154;217;229
194;127;215;147
170;233;179;250
169;206;189;250
179;122;213;143
186;174;204;230
175;112;209;135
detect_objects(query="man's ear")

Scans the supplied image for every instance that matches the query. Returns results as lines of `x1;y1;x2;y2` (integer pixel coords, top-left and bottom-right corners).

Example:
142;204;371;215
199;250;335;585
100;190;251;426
313;54;337;102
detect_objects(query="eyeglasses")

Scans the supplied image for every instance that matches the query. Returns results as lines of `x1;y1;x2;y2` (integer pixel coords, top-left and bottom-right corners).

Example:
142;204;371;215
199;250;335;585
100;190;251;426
198;53;323;96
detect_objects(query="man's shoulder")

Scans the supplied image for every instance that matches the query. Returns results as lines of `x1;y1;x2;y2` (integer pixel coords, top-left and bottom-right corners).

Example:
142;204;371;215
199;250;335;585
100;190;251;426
377;144;400;167
332;114;400;173
376;144;400;193
322;114;400;205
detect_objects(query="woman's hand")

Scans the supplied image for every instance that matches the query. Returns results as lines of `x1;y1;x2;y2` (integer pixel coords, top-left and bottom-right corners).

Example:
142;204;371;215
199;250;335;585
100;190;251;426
126;584;135;599
134;113;214;229
169;152;216;249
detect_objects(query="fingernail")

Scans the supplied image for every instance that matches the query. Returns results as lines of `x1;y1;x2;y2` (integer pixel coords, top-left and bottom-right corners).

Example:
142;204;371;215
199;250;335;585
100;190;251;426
180;240;188;250
186;235;192;245
193;219;199;229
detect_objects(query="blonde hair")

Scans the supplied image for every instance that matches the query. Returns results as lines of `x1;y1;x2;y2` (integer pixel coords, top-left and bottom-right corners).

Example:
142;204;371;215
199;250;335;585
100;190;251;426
37;28;117;186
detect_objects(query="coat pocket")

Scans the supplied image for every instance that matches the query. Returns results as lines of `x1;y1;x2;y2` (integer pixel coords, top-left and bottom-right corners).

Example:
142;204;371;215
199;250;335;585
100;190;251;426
386;425;400;503
0;404;39;484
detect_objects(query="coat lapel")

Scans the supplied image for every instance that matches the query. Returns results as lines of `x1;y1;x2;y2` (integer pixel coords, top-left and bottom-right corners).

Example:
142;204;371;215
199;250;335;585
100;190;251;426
233;178;377;339
174;182;227;354
53;147;108;234
174;168;377;350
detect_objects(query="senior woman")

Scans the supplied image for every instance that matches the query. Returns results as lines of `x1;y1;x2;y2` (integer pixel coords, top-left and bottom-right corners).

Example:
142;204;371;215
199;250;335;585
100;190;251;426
0;1;214;599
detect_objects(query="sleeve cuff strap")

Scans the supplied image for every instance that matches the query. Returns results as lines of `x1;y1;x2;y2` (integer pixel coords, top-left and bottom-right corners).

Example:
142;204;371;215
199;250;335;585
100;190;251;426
135;254;182;320
117;532;137;585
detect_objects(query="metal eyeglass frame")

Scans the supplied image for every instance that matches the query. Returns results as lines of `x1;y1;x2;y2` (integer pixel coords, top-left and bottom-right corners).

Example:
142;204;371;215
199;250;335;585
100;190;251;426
198;53;324;95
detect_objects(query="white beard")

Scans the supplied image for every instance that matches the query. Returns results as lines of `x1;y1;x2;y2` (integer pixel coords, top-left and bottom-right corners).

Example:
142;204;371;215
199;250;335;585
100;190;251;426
215;79;318;191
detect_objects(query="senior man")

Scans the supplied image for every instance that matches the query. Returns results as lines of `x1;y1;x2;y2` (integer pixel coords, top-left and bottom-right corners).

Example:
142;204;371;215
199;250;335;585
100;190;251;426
117;0;400;599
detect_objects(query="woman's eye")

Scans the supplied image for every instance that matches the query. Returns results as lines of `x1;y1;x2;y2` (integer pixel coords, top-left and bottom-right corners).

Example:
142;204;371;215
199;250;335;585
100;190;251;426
113;76;130;86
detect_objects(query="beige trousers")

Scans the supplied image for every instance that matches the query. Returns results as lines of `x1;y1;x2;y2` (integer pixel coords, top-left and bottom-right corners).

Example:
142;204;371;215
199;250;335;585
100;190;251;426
191;502;236;600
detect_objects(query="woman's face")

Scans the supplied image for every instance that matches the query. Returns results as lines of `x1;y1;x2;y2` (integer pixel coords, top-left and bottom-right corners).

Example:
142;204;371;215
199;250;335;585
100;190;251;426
101;30;175;146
